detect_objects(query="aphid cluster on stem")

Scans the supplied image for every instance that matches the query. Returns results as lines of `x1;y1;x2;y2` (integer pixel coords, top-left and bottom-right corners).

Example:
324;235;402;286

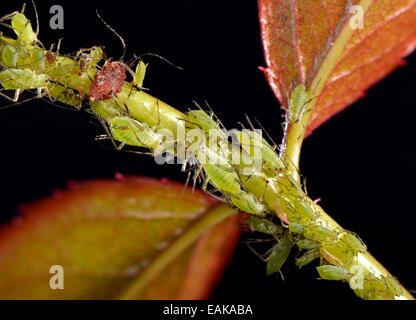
0;8;409;300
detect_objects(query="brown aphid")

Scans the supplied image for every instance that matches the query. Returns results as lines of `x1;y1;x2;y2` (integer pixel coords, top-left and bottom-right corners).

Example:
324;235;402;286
46;51;55;64
89;61;127;101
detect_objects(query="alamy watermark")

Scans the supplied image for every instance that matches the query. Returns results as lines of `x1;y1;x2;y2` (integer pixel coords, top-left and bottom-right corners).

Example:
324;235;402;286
49;5;64;30
151;125;265;174
49;265;64;290
349;5;364;30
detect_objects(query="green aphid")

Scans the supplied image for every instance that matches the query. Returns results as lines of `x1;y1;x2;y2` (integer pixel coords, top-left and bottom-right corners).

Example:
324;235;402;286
198;145;242;195
339;231;367;253
109;116;163;149
236;130;284;171
296;239;319;250
31;47;45;72
288;223;304;234
48;84;83;108
266;238;292;275
86;47;104;70
90;100;121;121
383;276;403;297
295;250;320;268
245;217;279;235
304;224;338;242
11;13;37;44
133;60;147;88
289;84;309;123
0;68;47;89
2;44;18;67
188;109;221;131
203;163;241;195
231;191;266;217
316;265;349;281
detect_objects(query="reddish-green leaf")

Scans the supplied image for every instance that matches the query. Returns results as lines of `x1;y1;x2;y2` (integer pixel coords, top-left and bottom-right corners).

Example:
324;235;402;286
259;0;416;134
0;176;239;299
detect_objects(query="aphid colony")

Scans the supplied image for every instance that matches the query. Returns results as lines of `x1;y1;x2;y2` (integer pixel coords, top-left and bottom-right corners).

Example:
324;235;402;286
0;9;405;300
0;10;103;108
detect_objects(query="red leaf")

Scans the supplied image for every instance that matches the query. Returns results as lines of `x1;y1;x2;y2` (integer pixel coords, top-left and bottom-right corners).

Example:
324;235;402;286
258;0;416;134
0;176;239;299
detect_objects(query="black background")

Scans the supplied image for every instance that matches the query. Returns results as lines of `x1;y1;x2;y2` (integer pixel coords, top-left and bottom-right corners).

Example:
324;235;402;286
0;0;415;301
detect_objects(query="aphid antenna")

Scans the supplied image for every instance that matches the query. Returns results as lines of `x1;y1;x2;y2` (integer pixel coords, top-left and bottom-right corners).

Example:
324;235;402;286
30;0;39;36
96;9;126;61
253;117;281;152
204;99;227;130
132;53;183;71
178;117;203;130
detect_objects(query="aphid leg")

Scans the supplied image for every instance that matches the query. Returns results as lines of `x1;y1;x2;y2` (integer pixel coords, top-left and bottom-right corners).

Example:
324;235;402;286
98;117;125;151
0;89;21;103
253;117;281;153
205;190;226;202
246;242;268;262
110;95;130;115
182;171;192;195
192;165;204;193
